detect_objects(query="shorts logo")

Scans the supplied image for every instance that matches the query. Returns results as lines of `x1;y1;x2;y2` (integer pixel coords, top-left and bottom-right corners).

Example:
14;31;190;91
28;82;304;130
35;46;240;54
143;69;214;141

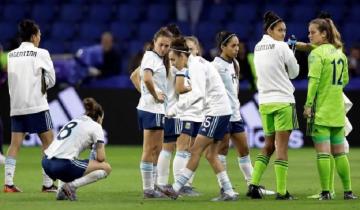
185;122;191;130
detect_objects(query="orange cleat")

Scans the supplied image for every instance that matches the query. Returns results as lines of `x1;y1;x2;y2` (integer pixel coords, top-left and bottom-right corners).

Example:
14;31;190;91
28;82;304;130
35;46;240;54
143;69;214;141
4;185;23;193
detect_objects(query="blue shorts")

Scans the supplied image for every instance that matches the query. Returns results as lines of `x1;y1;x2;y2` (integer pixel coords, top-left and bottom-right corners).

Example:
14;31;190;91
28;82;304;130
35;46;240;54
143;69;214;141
137;110;164;130
164;117;182;143
42;156;89;183
181;121;201;138
227;120;246;134
198;115;231;141
11;110;53;134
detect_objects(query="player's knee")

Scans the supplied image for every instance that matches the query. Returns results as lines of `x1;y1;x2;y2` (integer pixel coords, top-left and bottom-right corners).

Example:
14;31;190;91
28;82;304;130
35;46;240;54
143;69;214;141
103;162;112;175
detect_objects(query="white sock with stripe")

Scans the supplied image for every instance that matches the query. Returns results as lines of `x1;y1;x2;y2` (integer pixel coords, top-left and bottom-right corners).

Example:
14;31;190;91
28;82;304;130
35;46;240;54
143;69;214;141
157;150;172;186
5;156;16;186
140;161;153;190
70;170;108;188
216;171;235;196
238;155;253;185
173;151;189;182
173;167;194;192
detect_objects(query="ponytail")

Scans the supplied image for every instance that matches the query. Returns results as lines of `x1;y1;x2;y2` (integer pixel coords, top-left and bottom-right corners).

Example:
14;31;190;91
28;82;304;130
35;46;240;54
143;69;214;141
83;97;104;122
310;18;343;49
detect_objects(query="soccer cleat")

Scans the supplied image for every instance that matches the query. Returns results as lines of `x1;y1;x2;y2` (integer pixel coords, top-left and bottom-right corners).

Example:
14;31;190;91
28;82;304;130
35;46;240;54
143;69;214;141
307;191;336;199
275;191;296;200
157;184;179;200
318;191;331;200
344;191;358;200
179;186;200;197
247;184;263;199
60;183;77;201
42;184;58;193
259;185;276;195
211;192;239;202
143;189;168;199
56;188;68;200
3;185;22;193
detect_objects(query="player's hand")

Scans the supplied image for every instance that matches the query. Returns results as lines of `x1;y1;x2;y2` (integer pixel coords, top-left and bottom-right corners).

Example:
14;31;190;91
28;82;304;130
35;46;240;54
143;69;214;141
155;92;165;103
287;35;297;46
303;106;313;118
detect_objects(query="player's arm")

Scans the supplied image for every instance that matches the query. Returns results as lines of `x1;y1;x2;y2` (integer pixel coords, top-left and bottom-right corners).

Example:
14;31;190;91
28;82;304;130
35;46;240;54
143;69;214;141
130;66;141;93
95;142;106;162
283;44;299;79
143;69;164;103
296;42;316;52
37;50;56;91
304;52;321;118
175;70;191;94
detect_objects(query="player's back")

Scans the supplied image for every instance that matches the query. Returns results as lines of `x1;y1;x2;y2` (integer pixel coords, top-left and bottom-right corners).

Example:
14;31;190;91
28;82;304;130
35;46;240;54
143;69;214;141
45;115;103;159
309;44;349;126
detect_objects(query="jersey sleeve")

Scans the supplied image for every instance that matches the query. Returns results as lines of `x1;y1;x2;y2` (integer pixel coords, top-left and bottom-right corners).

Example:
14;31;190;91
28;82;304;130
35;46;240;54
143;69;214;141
342;55;349;87
35;49;56;89
308;50;323;79
282;43;299;79
140;52;156;73
92;125;105;144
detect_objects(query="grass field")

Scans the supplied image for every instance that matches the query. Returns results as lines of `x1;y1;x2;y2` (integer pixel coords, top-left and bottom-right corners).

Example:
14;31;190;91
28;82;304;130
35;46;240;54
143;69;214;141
0;146;359;210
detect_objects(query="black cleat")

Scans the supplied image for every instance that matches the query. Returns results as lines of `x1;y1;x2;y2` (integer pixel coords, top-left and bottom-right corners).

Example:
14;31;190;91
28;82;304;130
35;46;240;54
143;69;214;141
276;191;296;200
247;184;263;199
318;191;331;200
344;191;358;200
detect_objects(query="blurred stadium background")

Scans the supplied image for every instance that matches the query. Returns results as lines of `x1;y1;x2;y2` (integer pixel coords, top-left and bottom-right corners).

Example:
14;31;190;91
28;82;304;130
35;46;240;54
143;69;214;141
0;0;359;147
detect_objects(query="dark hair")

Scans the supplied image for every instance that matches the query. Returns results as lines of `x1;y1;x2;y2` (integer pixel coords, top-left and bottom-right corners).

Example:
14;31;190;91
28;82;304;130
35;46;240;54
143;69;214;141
216;31;237;51
309;18;343;49
317;11;332;19
83;97;104;122
166;23;182;38
18;19;39;42
170;37;191;57
263;11;283;33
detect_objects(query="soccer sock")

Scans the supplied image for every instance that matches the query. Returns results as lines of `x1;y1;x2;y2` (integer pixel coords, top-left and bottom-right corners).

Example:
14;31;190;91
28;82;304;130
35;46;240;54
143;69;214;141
140;161;153;190
238;155;253;185
216;170;235;196
70;170;108;189
274;160;288;195
58;180;64;190
5;156;16;186
173;167;193;192
317;153;331;192
334;153;352;191
250;154;270;185
152;164;157;186
184;152;194;187
216;155;227;188
156;150;172;186
173;151;189;182
42;168;54;187
329;155;335;193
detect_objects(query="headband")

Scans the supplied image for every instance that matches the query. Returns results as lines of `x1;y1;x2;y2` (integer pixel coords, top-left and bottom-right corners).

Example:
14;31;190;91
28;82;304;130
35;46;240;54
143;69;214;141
221;33;236;46
267;18;282;31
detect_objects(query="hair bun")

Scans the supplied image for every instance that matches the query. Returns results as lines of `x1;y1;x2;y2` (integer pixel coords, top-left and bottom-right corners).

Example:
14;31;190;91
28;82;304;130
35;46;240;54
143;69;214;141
318;11;332;19
264;11;278;21
83;97;96;112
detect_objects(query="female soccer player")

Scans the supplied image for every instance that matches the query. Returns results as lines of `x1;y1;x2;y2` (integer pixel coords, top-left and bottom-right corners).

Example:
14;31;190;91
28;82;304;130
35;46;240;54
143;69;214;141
304;17;357;200
5;19;56;193
42;98;111;201
160;37;238;201
249;11;299;200
136;27;172;198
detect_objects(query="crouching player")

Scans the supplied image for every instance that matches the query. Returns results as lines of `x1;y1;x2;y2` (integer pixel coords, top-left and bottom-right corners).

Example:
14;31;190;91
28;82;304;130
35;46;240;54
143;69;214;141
42;98;111;201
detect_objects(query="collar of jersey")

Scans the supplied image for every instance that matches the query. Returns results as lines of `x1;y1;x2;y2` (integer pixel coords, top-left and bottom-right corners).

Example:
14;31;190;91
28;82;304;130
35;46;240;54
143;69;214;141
217;56;233;64
150;50;163;59
20;42;35;48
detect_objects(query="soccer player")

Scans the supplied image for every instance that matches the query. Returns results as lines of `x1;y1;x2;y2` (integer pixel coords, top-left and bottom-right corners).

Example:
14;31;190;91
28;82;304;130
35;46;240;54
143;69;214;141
5;19;56;193
303;17;357;200
212;31;274;197
249;11;299;200
42;98;111;201
160;37;238;201
136;27;172;198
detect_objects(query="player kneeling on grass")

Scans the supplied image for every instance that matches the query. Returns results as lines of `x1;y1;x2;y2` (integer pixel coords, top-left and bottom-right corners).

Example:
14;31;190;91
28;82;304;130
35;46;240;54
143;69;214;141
42;98;111;201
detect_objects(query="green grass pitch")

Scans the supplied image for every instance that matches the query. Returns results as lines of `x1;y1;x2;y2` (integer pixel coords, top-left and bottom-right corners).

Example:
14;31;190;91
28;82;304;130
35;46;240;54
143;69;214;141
0;146;359;210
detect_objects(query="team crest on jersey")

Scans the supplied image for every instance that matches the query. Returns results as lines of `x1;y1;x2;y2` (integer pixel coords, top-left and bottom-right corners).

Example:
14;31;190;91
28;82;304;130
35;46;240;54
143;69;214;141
185;122;191;129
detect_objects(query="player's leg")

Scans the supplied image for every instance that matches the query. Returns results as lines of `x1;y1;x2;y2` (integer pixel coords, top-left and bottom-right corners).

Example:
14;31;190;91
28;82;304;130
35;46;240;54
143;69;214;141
0;117;5;164
331;127;357;200
157;142;175;186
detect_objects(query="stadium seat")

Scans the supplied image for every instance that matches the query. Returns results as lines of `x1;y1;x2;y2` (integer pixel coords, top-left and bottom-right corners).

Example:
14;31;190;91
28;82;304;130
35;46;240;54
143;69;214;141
136;22;162;42
116;4;141;22
79;22;107;42
318;5;344;23
3;4;28;22
206;4;229;23
88;4;113;23
31;4;56;23
128;40;144;55
174;21;192;36
0;22;18;41
286;22;309;41
70;41;93;53
348;5;360;22
233;4;257;23
42;39;67;54
147;4;171;22
51;22;77;41
60;4;83;22
289;5;316;22
110;22;133;41
226;22;251;40
261;4;287;19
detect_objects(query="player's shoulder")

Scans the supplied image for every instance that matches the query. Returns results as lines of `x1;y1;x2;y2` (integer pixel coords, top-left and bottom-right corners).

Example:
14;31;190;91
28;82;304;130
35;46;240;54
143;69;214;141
36;47;51;57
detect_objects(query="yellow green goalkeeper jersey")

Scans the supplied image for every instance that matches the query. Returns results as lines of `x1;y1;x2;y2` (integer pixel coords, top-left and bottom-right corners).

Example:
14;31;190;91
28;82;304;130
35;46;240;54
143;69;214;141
307;44;349;127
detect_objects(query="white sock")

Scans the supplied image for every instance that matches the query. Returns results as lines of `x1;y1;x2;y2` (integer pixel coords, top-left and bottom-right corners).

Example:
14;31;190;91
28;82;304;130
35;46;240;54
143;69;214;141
5;156;16;186
216;171;235;196
140;161;153;190
173;151;189;182
152;164;157;186
218;155;227;170
157;150;172;186
70;170;107;188
173;167;194;192
58;180;64;190
186;173;196;187
238;155;253;185
42;168;54;187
